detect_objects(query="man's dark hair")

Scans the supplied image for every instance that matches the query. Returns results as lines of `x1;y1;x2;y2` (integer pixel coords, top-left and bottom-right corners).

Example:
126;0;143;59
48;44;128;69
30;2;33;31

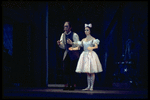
65;21;72;28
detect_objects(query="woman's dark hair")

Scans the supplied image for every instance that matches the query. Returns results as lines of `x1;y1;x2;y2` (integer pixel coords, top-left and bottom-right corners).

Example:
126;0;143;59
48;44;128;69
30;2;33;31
86;26;92;30
85;25;92;33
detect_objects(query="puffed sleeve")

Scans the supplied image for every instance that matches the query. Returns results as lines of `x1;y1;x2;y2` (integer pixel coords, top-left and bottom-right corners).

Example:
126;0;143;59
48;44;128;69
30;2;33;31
93;39;100;45
72;33;80;48
73;41;83;47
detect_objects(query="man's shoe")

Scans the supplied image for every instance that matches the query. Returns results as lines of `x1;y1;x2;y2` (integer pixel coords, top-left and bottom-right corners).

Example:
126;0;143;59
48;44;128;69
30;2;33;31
69;85;75;90
63;85;69;90
63;86;69;90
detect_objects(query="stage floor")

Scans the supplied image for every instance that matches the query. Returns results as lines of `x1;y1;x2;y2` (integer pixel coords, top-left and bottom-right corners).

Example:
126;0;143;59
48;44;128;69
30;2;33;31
3;86;148;99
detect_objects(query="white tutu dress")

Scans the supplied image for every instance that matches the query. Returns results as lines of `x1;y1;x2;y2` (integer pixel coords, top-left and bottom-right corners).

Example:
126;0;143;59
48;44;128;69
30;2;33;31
75;39;103;73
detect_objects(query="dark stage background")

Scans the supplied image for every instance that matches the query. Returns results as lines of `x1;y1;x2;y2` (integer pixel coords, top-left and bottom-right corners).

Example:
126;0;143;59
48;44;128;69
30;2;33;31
2;1;148;89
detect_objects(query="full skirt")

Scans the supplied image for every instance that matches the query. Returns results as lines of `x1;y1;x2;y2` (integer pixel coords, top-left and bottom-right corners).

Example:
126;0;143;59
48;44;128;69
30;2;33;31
75;51;103;73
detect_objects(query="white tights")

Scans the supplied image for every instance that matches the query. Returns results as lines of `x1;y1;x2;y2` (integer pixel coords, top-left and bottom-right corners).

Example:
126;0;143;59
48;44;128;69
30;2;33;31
87;73;95;89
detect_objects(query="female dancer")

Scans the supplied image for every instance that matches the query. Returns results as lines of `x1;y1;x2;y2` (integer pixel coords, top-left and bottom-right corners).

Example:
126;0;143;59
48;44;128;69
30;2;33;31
68;23;103;91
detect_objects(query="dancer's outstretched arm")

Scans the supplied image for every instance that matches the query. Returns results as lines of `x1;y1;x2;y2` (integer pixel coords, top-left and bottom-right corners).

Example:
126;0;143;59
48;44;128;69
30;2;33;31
69;46;79;51
68;38;84;51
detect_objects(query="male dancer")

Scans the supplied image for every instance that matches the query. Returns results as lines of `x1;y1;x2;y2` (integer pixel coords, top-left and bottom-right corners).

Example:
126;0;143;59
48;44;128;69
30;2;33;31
57;21;80;90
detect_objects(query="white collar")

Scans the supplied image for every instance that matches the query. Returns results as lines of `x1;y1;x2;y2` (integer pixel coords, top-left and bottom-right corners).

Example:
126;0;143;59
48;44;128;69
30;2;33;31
65;31;71;35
